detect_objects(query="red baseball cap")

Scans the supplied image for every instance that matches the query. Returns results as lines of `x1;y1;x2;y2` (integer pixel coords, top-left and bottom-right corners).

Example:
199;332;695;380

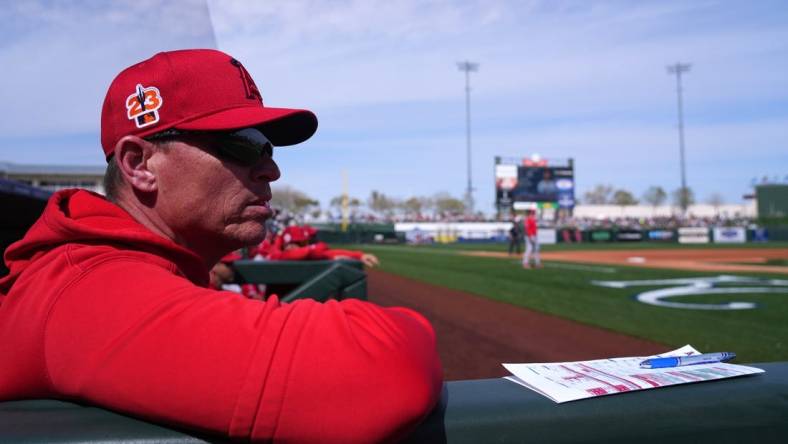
100;49;318;159
302;225;318;239
281;225;317;244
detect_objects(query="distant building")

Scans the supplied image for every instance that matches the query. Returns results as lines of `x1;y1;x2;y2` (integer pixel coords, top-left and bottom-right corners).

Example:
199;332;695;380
0;162;106;195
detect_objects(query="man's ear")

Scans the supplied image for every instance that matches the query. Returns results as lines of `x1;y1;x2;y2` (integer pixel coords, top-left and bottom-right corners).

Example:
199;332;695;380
113;135;159;193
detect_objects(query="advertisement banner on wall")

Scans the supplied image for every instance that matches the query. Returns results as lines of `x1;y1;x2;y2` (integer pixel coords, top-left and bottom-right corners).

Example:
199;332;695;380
713;227;746;243
590;230;613;242
616;230;643;242
395;222;514;243
678;227;710;244
648;230;676;242
538;228;557;245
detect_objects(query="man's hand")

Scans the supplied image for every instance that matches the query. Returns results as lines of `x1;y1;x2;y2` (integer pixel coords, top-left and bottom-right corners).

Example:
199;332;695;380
360;253;380;268
333;253;380;268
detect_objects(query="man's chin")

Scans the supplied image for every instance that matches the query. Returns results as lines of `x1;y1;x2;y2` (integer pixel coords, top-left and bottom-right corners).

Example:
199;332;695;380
226;224;267;248
241;231;267;247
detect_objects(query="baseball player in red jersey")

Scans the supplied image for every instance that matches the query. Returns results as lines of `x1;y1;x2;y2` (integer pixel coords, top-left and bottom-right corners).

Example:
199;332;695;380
263;224;380;267
522;209;542;269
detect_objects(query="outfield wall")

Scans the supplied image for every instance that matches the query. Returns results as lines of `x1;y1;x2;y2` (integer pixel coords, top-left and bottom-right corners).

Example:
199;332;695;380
396;222;512;243
394;222;765;244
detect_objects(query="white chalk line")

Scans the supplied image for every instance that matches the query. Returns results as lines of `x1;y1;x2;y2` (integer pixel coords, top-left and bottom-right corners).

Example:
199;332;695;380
541;262;619;273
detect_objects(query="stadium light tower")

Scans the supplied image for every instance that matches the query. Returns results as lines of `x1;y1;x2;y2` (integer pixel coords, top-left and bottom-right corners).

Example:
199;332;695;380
667;62;691;214
457;60;479;215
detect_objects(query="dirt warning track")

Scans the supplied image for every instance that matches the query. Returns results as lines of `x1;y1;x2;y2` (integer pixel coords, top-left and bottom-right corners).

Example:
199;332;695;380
466;247;788;274
367;269;668;381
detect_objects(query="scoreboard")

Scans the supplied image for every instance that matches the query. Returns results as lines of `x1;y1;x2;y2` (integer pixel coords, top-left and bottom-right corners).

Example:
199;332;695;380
495;156;575;214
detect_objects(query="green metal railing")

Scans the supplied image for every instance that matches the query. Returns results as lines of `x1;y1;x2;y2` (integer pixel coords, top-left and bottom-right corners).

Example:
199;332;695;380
2;362;786;443
231;259;367;302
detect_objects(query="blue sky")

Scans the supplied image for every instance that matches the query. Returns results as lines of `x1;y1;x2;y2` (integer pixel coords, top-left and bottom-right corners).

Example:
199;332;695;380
1;0;786;214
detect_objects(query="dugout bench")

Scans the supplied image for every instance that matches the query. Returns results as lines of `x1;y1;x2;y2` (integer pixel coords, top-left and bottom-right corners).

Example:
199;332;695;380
1;361;786;443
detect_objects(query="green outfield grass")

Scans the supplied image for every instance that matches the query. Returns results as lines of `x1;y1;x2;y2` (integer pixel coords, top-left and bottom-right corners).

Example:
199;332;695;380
350;242;788;362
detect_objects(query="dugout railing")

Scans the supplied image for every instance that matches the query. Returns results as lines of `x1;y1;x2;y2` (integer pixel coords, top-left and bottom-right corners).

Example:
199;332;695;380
2;361;787;443
230;259;368;302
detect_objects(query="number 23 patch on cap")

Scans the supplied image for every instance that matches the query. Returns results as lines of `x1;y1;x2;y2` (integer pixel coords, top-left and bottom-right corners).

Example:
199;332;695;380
126;84;163;128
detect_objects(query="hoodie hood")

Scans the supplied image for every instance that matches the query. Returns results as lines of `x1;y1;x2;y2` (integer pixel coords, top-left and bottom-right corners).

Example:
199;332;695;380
1;189;209;297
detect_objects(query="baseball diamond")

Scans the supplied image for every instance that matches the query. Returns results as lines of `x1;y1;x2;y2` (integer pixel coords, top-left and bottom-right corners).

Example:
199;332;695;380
356;242;788;378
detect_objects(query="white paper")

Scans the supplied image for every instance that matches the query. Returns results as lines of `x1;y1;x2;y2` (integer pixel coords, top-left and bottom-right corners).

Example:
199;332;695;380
503;345;765;403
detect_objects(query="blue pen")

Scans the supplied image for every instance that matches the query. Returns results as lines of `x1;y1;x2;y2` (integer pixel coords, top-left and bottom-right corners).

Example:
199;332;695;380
639;352;736;369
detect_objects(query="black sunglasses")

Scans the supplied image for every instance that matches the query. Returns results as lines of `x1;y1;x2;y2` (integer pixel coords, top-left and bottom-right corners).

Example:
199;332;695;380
145;128;274;166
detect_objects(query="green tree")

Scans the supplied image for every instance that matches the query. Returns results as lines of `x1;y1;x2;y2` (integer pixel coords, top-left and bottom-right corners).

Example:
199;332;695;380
329;195;361;224
613;189;638;215
402;197;425;218
613;189;638;205
419;196;434;215
706;192;725;217
367;190;396;218
582;184;614;204
642;186;667;210
329;195;361;212
672;187;695;212
271;186;319;215
433;192;465;216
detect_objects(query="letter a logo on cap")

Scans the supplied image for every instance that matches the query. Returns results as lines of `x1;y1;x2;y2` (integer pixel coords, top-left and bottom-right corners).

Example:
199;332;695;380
126;84;163;128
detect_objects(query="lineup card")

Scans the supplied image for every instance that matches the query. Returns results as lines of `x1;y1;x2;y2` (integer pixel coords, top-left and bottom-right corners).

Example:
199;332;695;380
502;345;765;403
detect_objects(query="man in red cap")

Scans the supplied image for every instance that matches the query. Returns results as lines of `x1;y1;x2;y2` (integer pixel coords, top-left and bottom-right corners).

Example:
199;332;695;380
0;49;441;443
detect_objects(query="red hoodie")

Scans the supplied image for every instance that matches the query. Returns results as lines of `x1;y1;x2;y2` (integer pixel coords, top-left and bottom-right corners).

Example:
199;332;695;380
0;189;442;443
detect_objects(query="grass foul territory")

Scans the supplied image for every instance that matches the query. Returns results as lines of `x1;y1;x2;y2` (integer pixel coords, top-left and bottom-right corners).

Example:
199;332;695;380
351;242;788;363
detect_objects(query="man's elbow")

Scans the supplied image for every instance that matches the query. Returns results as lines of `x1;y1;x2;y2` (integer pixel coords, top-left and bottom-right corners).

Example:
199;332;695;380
371;326;444;440
272;301;444;442
347;348;442;443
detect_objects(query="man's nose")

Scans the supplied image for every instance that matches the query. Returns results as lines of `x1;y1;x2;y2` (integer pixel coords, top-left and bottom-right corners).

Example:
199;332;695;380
252;157;280;182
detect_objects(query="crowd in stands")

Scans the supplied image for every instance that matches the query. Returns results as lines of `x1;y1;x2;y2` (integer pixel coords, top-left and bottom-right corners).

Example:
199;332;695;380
323;210;756;229
550;214;756;230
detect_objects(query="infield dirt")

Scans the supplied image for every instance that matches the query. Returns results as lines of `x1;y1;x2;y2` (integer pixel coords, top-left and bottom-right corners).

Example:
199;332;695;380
464;247;788;274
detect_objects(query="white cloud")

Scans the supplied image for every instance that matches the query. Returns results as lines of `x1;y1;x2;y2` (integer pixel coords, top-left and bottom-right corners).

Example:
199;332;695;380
1;0;786;213
0;0;216;137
